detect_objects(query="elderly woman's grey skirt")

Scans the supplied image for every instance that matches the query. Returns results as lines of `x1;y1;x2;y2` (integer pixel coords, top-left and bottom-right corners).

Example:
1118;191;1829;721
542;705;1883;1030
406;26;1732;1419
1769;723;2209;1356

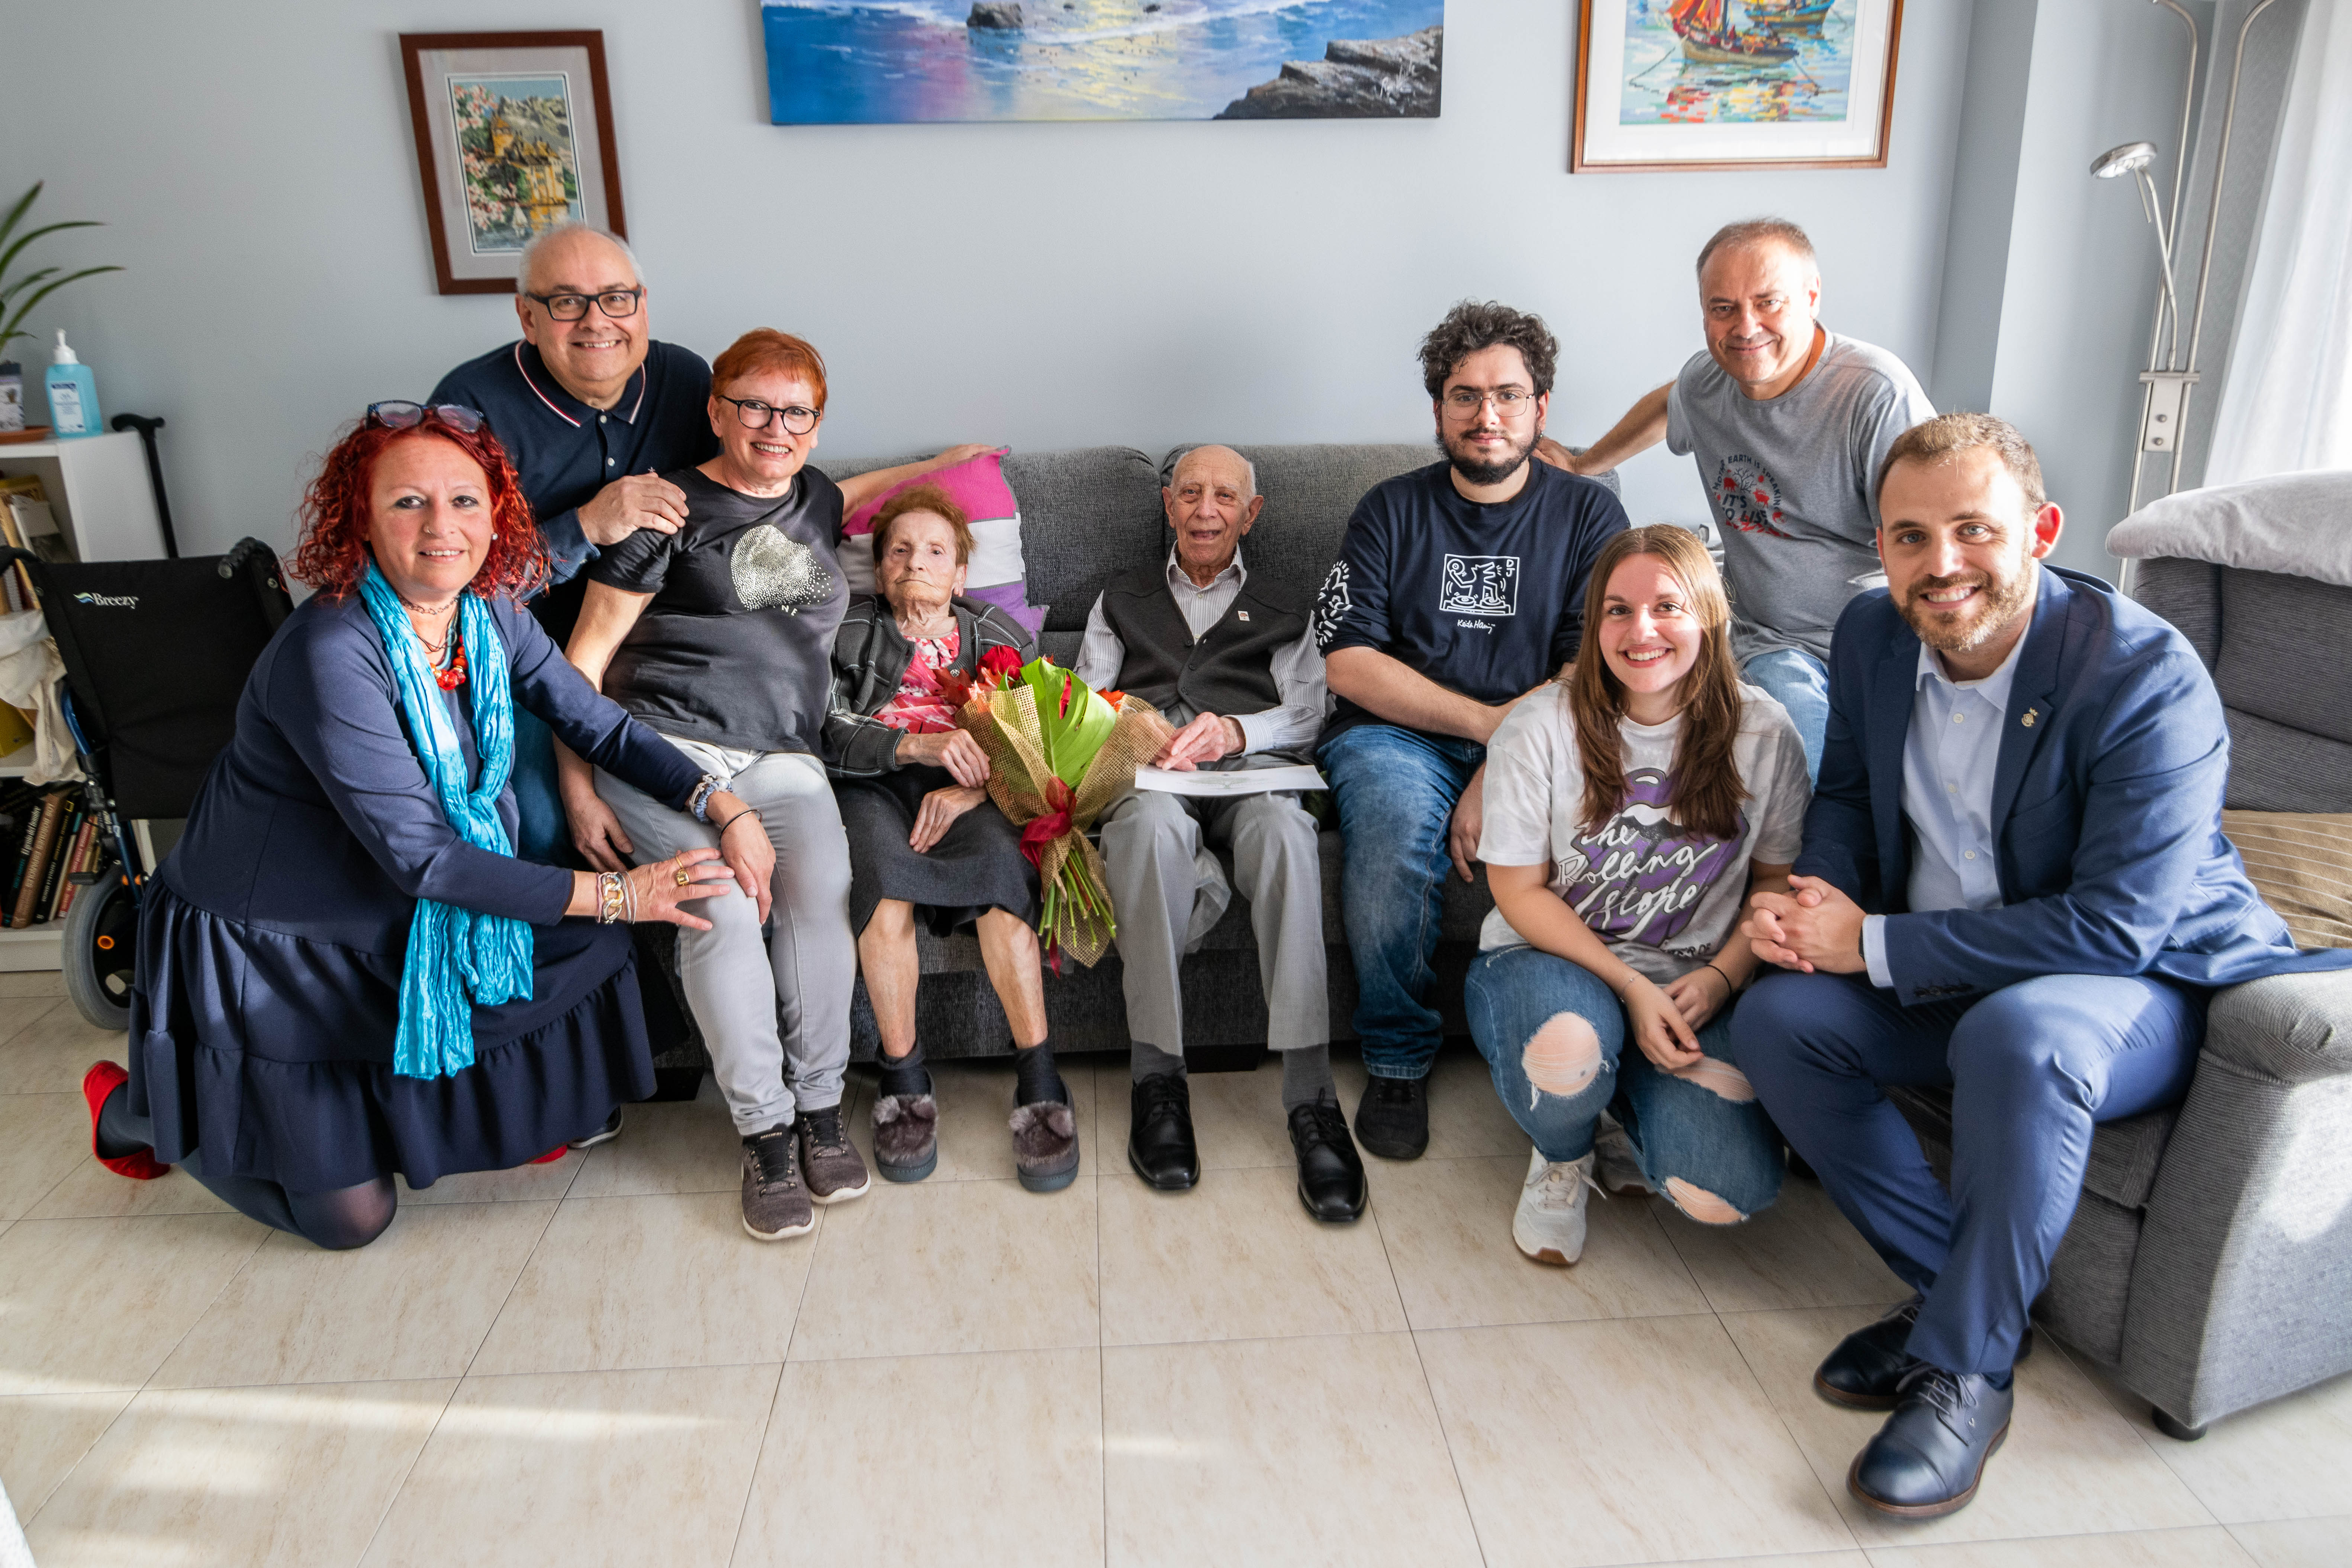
839;763;1042;938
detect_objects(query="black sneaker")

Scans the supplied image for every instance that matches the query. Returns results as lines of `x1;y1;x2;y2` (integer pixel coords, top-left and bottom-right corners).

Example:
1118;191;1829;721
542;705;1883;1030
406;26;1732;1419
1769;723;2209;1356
1288;1101;1368;1222
1353;1074;1429;1160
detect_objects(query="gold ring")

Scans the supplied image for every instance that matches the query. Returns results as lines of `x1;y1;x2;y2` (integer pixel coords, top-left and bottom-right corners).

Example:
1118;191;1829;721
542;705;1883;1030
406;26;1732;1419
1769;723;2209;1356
674;865;692;887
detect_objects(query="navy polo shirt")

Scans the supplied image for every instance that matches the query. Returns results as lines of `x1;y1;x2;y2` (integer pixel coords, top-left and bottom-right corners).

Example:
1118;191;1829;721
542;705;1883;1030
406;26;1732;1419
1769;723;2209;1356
429;339;720;585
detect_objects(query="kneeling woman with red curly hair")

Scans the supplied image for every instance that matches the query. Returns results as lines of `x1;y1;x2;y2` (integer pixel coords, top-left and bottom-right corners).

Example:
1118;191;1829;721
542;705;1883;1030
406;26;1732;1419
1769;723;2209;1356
82;403;768;1248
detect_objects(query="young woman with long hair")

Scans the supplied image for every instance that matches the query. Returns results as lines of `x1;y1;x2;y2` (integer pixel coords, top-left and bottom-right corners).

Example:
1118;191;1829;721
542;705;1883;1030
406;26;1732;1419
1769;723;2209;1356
1465;525;1811;1266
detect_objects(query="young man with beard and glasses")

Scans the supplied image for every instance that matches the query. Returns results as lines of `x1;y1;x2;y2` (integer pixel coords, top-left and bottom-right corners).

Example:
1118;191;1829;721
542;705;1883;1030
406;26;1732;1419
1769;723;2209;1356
1731;414;2352;1520
1315;302;1630;1160
1543;218;1934;780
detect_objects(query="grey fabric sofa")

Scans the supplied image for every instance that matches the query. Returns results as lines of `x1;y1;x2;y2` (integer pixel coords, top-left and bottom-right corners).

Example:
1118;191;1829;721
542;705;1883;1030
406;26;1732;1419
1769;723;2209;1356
639;441;1619;1074
1890;554;2352;1439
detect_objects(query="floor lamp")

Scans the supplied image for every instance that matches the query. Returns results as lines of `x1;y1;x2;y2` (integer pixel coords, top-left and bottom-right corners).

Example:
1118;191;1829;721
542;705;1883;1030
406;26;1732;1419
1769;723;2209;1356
2094;0;2290;597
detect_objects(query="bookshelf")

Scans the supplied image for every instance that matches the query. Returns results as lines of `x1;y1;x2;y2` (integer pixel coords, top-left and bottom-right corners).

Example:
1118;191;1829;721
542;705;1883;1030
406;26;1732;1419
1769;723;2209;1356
0;429;168;562
0;741;62;969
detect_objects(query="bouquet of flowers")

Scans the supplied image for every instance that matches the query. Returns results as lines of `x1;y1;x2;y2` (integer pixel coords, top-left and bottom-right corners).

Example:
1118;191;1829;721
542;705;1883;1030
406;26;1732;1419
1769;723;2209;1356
941;646;1172;967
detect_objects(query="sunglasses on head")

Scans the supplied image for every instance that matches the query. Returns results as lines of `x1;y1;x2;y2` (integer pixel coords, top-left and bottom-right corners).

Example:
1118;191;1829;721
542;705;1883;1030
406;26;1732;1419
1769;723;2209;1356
366;401;487;434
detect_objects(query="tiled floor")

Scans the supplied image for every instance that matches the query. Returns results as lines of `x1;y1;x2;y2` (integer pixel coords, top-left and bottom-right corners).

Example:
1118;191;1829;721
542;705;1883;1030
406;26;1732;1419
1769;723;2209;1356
3;968;2349;1567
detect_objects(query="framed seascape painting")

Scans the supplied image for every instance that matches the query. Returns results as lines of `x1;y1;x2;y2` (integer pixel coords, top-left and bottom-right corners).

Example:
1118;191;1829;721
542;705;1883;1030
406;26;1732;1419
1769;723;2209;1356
1572;0;1902;172
400;31;627;294
760;1;1445;124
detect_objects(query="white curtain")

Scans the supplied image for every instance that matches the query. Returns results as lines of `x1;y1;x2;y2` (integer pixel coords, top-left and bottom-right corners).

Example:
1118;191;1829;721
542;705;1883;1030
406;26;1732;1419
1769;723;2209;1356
2203;0;2352;486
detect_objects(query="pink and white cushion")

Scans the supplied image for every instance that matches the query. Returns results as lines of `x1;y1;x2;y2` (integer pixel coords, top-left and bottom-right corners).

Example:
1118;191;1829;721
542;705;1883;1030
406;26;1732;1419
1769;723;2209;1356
839;448;1046;636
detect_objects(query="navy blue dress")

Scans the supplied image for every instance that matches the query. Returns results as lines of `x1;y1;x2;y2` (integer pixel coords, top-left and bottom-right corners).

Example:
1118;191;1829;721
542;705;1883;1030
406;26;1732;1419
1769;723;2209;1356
126;592;704;1194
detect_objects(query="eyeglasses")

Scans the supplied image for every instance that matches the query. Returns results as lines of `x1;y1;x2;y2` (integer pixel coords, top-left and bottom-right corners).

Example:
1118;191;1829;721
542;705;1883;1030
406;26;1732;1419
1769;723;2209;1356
716;395;820;435
523;287;644;321
367;402;486;434
1442;387;1539;419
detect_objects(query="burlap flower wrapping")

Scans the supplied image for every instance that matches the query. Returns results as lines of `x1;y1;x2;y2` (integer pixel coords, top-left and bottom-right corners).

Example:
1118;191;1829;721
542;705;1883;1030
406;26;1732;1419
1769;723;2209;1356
955;685;1172;967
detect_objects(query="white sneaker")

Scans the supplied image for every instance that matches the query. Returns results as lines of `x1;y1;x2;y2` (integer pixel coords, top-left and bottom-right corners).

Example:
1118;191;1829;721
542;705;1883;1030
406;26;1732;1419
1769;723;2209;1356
1593;1116;1656;1196
1513;1147;1601;1266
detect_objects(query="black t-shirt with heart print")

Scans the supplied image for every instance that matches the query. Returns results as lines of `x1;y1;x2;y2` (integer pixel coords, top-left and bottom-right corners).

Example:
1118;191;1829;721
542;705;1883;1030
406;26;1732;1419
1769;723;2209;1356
587;464;847;755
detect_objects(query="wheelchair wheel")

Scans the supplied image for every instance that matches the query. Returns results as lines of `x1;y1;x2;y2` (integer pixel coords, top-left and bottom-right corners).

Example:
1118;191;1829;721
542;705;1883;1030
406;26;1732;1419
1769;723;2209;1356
63;871;138;1031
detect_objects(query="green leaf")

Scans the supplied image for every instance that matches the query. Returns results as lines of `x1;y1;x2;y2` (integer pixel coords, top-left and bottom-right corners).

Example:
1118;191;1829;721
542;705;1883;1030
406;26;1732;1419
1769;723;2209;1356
0;184;42;253
0;220;102;289
1020;657;1117;788
0;265;122;344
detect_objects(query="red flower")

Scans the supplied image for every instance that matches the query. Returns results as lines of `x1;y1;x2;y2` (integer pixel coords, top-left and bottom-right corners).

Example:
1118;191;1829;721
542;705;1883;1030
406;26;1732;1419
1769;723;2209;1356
979;645;1024;686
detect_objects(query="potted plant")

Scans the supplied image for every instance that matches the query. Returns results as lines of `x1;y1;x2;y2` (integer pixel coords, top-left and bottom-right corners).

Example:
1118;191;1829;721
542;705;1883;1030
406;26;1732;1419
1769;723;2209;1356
0;183;121;435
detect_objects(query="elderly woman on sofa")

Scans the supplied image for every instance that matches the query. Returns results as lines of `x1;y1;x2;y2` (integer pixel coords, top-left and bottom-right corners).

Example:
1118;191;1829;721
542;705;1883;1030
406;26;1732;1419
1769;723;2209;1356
826;485;1078;1191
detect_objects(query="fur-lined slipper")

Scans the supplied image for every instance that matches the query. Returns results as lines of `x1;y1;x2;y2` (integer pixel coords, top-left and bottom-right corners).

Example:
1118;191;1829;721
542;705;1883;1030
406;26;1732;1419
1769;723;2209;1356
83;1061;170;1181
1008;1099;1080;1193
872;1092;939;1183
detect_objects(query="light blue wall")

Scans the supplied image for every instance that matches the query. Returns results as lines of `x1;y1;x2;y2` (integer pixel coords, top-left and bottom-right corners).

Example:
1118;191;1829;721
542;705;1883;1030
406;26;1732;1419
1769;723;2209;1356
3;0;1975;556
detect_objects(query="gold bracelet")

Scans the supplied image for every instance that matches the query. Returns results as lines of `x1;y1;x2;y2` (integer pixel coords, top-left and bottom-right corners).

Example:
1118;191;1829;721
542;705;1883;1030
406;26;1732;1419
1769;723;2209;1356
596;871;625;924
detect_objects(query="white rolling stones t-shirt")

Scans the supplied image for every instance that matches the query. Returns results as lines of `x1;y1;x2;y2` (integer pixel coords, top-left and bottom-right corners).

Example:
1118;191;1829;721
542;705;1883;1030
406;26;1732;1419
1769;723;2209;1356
1476;682;1811;983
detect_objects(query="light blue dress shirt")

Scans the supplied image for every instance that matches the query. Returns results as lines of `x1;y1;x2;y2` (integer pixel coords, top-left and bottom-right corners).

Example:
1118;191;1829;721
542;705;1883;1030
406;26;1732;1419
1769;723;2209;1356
1861;573;2038;987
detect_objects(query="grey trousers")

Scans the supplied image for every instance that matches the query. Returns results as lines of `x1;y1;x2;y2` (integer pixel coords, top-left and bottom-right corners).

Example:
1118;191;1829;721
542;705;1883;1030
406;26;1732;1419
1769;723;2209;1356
1097;772;1329;1055
600;738;853;1133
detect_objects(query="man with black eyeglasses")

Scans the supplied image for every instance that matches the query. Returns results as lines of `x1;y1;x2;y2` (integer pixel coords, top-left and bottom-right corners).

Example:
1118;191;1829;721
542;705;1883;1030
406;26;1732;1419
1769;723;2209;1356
1314;300;1628;1160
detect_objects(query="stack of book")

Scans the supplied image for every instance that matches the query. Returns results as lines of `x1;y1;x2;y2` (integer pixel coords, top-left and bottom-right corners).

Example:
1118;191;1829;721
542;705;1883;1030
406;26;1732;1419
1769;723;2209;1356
0;471;67;611
1;779;100;928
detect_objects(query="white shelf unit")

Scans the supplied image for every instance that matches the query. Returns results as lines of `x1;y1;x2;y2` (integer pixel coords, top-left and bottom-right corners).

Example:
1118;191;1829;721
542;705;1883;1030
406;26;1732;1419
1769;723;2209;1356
0;428;168;562
0;742;64;970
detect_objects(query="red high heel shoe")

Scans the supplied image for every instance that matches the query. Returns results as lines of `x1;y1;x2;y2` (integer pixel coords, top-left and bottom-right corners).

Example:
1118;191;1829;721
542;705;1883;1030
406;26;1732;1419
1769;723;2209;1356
82;1062;171;1180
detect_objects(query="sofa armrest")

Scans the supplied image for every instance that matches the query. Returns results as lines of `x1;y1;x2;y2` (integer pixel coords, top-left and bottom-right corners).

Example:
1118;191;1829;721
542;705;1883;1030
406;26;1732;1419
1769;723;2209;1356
2199;969;2352;1085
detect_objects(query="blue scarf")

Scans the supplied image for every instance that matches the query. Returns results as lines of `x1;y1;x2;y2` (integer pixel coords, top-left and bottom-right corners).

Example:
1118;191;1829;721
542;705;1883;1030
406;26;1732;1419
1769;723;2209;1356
357;562;534;1079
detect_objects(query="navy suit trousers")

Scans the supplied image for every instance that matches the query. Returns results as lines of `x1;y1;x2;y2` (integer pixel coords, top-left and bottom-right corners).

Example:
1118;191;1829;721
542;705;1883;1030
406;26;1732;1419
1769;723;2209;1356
1734;969;2205;1375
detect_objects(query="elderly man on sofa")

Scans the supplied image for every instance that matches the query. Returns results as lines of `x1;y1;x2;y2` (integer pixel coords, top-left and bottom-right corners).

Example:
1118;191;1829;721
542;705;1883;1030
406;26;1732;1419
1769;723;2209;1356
1076;444;1367;1222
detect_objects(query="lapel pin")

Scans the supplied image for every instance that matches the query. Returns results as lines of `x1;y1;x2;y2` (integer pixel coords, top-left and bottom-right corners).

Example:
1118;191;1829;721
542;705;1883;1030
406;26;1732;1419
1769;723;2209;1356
2022;707;2039;727
1236;610;1251;621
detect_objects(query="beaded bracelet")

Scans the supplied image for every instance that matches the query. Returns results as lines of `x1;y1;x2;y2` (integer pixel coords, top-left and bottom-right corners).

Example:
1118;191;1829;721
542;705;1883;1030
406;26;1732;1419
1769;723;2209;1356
688;774;721;823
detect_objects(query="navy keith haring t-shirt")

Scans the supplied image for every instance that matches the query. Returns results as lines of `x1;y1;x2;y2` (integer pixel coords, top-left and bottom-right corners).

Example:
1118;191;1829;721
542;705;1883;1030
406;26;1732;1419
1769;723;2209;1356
1313;458;1628;747
1475;682;1811;983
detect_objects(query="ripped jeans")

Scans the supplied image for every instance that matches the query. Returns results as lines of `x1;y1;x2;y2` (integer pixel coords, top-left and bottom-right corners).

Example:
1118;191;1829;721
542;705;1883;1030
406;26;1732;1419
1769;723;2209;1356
1465;945;1785;1224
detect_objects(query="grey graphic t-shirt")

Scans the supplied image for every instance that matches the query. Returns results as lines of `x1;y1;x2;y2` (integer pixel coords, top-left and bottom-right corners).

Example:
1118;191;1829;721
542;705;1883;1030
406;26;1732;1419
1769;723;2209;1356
588;465;847;754
1476;682;1811;983
1667;330;1935;664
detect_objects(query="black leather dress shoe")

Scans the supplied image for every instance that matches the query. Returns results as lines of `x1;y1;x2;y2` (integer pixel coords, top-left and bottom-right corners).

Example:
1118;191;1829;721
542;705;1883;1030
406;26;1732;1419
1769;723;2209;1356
1287;1101;1368;1222
1354;1074;1429;1160
1816;1296;2034;1411
1848;1365;2014;1518
1127;1073;1199;1190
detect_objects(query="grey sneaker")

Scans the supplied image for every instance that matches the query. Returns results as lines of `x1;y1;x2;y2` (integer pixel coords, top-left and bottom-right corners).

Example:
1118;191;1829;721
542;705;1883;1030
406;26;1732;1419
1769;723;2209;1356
741;1123;814;1241
872;1093;939;1183
795;1104;871;1204
1593;1116;1656;1196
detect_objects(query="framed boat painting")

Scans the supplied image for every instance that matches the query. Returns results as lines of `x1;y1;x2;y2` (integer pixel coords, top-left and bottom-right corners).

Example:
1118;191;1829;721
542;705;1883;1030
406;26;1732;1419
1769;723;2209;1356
1572;0;1904;172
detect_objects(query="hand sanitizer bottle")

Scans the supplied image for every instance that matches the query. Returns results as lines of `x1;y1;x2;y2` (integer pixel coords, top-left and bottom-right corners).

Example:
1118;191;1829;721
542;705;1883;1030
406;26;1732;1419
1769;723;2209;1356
45;331;100;439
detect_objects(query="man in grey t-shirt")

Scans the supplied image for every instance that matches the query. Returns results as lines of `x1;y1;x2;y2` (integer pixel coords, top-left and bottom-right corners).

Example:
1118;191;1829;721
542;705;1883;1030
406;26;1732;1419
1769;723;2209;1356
1543;219;1935;777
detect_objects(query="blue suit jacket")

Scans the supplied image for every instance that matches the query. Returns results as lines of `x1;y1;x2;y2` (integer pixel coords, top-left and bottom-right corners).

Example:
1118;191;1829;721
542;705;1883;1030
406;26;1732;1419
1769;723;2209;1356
1796;565;2352;1006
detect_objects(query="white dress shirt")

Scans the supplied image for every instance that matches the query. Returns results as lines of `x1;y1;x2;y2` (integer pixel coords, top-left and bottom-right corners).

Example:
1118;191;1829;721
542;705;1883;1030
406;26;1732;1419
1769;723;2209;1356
1862;572;2038;987
1074;545;1330;755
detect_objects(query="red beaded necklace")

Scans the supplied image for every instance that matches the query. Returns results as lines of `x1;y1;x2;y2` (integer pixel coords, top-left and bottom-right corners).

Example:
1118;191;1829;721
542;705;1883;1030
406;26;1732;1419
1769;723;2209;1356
434;626;467;690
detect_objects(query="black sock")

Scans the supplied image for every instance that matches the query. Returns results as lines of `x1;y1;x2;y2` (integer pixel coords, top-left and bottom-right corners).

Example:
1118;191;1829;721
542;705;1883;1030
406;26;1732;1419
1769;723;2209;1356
878;1040;932;1099
1130;1040;1185;1084
1985;1367;2014;1392
96;1082;153;1161
1013;1040;1066;1107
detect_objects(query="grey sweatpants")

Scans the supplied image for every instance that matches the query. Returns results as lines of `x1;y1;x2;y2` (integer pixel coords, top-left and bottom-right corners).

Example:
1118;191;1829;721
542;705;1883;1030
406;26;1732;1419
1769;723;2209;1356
599;738;853;1134
1097;771;1328;1055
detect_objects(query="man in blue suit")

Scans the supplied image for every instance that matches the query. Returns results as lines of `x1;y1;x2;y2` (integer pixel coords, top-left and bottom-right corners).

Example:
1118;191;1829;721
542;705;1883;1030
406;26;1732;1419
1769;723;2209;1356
1733;413;2351;1519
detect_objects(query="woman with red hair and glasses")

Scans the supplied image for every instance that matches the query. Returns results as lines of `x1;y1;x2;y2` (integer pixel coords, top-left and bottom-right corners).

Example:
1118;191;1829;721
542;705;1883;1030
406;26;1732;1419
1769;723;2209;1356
80;403;768;1250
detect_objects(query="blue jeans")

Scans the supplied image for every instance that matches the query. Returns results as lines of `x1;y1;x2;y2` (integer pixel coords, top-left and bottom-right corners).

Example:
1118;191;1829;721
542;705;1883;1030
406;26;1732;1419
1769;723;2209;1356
1318;724;1484;1079
1734;969;2204;1375
1741;647;1829;783
1465;946;1785;1223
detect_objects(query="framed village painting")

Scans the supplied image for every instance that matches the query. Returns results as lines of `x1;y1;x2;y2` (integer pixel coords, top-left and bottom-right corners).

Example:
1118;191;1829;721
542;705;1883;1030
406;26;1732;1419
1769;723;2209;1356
400;32;628;294
760;1;1445;124
1572;0;1903;172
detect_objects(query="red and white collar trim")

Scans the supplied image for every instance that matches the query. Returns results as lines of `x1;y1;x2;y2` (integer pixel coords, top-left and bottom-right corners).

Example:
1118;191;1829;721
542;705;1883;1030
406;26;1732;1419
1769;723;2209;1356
514;343;646;428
